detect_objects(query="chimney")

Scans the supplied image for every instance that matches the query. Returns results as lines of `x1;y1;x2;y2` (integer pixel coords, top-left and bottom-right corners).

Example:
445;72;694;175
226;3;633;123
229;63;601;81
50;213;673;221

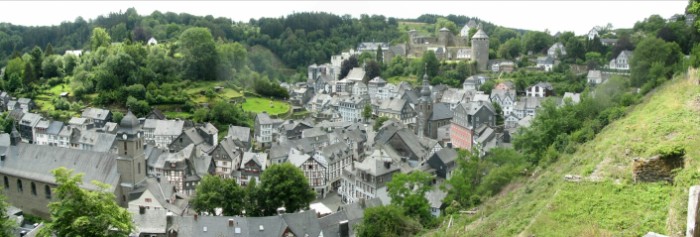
166;211;173;226
276;207;286;215
194;213;198;221
339;220;350;237
139;206;146;215
228;219;235;227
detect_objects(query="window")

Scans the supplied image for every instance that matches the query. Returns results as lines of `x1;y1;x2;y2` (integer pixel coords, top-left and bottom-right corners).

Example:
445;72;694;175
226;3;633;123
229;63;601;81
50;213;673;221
17;179;22;192
3;176;7;190
45;185;51;199
124;142;127;155
138;163;141;174
145;198;152;203
31;182;36;196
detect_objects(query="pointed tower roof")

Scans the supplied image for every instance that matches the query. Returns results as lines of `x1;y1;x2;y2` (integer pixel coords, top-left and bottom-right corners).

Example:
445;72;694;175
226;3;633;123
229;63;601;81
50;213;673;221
421;65;431;99
119;109;140;135
472;23;489;39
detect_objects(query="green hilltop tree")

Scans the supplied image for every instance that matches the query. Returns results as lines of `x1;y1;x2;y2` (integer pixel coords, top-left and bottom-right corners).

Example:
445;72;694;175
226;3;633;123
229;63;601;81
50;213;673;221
90;27;112;51
44;43;53;56
355;205;422;237
0;191;16;236
178;27;218;81
258;163;315;216
191;175;245;216
29;46;43;81
38;167;134;237
362;104;373;121
373;116;389;131
386;171;434;226
376;45;383;62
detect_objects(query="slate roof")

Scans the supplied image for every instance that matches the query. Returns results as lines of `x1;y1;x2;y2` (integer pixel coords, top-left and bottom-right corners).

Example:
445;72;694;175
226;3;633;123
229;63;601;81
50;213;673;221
344;67;366;82
144;119;185;136
182;128;205;146
155;144;195;171
466;19;477;28
601;38;618;45
68;117;88;126
0;143;121;192
72;130;117;153
402;90;419;104
618;50;633;59
514;96;544;112
227;125;250;142
563;92;581;104
379;98;408;112
81;107;111;121
103;122;118;133
434;147;458;164
537;56;554;65
269;141;292;161
242;152;268;171
213;137;240;162
20;113;42;127
368;76;386;85
425;188;447;209
355;149;400;176
17;98;31;105
518;115;534;127
439;88;466;104
199;123;218;136
145;145;166;168
302;127;327;138
319;210;353;237
490;88;516;101
476;127;495;144
168;215;251;237
587;70;602;80
256;112;274;125
129;205;167;235
281;211;322;237
147;108;166;120
429;103;453;121
472;28;489;39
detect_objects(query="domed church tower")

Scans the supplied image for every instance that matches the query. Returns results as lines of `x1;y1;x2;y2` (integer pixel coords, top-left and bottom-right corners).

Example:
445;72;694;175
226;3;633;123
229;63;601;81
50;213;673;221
416;70;433;137
116;110;147;187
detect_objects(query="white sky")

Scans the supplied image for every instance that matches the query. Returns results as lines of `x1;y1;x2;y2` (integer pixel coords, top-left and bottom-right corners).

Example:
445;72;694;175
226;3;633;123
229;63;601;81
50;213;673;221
0;1;689;35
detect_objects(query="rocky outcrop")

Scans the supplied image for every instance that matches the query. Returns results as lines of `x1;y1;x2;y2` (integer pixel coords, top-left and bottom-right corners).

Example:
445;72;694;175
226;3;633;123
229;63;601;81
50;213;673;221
632;154;684;183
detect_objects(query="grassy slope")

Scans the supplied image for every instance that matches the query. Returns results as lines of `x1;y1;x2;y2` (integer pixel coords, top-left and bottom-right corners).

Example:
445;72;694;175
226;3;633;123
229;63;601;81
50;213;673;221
241;97;290;116
428;74;700;237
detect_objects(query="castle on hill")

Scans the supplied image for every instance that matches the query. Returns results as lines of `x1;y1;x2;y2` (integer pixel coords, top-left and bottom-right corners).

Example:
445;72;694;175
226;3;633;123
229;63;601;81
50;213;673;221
406;22;490;71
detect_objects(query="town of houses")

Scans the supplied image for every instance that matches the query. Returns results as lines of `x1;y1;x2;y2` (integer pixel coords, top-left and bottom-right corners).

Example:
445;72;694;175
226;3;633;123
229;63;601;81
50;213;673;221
0;22;634;237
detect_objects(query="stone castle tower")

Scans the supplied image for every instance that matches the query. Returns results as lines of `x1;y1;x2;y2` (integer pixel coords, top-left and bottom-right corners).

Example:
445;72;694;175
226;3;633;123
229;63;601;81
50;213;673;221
471;24;490;72
416;71;433;137
116;110;147;188
438;27;451;46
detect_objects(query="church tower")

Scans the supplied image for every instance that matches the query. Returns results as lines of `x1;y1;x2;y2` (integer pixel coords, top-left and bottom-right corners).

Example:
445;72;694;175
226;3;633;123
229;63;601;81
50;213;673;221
416;70;433;137
116;110;147;188
471;23;490;72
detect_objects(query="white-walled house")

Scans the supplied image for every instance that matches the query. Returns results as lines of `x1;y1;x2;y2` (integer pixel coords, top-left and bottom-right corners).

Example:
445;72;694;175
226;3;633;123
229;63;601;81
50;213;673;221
608;50;633;71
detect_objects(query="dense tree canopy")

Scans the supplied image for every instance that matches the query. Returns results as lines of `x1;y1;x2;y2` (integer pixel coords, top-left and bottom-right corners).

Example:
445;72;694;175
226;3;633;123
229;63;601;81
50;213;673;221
178;27;218;81
355;205;422;237
630;36;682;88
386;171;434;226
0;192;15;236
258;163;316;216
38;168;134;237
191;175;245;216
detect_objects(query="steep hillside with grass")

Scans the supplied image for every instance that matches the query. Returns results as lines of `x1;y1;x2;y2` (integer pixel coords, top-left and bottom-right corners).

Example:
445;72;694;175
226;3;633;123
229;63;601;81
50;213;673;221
429;73;700;237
